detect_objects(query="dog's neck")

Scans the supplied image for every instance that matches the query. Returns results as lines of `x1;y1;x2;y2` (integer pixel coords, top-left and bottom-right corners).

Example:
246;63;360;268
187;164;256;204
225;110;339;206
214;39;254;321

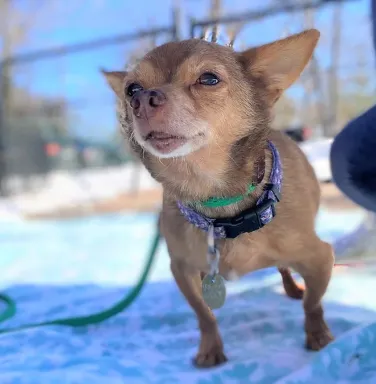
145;132;272;219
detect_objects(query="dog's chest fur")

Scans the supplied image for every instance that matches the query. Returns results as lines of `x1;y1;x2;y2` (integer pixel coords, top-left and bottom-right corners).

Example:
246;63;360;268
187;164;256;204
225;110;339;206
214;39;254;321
160;131;321;278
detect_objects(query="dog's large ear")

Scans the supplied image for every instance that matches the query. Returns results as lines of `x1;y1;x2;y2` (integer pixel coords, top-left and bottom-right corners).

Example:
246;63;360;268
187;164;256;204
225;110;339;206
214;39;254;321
240;29;320;104
101;69;127;99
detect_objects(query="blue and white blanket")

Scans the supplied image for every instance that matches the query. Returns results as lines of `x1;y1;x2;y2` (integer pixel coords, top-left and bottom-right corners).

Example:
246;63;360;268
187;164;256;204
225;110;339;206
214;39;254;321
0;210;375;384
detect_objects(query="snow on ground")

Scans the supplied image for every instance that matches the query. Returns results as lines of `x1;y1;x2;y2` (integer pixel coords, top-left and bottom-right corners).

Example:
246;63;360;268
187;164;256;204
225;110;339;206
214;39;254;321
0;210;375;384
0;163;159;217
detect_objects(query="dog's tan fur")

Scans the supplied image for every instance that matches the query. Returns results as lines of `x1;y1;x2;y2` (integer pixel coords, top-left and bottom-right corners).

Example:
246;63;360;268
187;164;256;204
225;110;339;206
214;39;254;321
103;29;334;367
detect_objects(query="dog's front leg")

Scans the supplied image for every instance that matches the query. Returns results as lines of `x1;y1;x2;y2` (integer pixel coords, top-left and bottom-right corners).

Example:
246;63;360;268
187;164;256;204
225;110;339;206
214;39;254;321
170;260;227;367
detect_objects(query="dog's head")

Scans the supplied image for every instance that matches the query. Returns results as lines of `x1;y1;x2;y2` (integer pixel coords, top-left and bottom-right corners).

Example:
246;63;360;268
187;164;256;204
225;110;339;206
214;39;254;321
102;30;319;194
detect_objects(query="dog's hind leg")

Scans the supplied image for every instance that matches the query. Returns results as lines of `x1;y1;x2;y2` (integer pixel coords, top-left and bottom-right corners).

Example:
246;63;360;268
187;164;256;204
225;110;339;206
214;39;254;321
290;237;335;350
278;267;305;299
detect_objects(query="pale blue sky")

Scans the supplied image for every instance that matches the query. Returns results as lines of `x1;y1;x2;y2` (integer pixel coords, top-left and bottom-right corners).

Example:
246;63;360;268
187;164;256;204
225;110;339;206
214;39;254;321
10;0;375;140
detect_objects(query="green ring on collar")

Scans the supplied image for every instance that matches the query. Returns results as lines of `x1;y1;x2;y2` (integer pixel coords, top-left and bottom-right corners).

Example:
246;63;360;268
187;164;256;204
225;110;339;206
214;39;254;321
197;183;257;208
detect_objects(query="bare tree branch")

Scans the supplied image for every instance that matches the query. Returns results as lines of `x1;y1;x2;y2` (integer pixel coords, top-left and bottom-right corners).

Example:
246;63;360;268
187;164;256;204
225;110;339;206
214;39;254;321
227;21;247;47
210;0;221;43
327;2;342;134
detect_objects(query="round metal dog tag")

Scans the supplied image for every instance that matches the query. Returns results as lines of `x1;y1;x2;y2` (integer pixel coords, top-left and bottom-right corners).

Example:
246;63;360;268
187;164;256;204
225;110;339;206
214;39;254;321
202;274;226;310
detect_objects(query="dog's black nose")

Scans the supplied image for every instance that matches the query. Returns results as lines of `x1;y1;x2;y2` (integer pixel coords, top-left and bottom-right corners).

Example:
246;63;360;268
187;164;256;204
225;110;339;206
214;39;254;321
130;89;166;111
148;90;166;108
130;95;141;110
130;89;167;118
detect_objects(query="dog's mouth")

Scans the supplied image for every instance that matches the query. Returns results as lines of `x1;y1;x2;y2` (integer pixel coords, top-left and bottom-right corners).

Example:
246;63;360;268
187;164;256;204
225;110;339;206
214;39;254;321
143;131;204;155
144;131;187;154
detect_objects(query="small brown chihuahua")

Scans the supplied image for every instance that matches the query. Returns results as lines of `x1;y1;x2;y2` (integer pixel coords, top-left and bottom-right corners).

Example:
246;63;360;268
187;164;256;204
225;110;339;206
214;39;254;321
103;29;334;368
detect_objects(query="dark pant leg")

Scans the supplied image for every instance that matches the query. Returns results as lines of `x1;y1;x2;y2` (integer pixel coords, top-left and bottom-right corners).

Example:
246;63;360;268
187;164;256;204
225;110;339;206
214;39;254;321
330;105;376;212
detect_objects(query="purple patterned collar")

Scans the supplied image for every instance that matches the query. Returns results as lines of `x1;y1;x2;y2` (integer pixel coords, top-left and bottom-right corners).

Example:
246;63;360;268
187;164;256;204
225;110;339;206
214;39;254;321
177;141;282;239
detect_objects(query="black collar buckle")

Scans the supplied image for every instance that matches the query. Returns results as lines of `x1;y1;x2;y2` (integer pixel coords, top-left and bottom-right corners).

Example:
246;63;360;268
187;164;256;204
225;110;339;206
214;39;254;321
212;183;279;239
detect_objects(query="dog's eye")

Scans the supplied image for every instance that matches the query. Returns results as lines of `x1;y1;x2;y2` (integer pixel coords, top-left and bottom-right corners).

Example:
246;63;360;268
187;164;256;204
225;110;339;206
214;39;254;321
198;72;220;86
126;83;143;97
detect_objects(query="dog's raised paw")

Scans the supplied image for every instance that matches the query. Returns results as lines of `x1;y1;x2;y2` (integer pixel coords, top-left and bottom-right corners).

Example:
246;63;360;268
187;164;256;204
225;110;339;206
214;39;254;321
285;282;305;300
193;350;228;368
279;267;305;300
305;329;334;351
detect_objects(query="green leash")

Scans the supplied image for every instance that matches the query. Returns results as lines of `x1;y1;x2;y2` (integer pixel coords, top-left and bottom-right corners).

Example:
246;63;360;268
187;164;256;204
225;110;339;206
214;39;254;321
0;228;161;335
